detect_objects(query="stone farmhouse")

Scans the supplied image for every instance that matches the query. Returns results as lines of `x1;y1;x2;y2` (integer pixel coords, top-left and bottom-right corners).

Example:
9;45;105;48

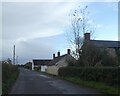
32;49;76;75
83;33;120;57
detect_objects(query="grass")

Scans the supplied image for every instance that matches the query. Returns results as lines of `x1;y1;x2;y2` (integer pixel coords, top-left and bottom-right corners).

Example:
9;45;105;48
62;76;119;95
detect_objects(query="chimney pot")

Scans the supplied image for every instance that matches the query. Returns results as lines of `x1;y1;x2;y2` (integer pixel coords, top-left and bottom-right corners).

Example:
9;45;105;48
67;49;71;55
53;54;55;59
57;51;60;57
84;32;90;41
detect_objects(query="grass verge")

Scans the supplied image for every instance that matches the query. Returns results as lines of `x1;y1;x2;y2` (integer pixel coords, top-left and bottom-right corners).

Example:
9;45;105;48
62;76;119;95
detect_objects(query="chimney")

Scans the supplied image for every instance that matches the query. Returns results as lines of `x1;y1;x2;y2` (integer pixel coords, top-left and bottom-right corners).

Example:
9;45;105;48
84;33;90;41
67;49;71;55
53;54;55;59
57;51;60;57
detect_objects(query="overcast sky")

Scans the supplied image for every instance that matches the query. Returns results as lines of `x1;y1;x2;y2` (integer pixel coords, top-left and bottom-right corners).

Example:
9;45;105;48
1;1;118;64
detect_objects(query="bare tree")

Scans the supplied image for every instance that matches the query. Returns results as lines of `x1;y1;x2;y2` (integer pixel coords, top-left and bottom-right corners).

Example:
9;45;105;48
68;5;95;60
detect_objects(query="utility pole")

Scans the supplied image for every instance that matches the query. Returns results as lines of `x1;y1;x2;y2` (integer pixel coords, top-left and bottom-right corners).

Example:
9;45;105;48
13;45;15;65
16;56;18;65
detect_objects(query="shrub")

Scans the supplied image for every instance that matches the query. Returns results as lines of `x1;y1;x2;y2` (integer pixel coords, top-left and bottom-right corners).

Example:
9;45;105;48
79;43;118;67
58;67;119;86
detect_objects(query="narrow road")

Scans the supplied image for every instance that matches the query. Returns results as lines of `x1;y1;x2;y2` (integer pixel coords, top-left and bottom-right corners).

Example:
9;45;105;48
10;68;103;94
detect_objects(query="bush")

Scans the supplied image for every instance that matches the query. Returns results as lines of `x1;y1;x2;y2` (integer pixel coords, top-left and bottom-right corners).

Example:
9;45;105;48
2;62;19;94
79;43;118;67
58;67;119;86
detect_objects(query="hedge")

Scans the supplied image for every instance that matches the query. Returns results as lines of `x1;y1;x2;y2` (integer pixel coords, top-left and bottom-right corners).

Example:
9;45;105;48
58;67;119;86
2;63;19;94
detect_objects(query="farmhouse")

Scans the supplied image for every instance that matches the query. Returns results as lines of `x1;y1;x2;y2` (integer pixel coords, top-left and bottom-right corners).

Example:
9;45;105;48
46;49;76;75
83;33;120;57
32;49;76;75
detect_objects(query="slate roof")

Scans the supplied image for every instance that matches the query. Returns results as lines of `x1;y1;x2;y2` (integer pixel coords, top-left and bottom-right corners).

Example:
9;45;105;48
33;54;71;67
91;40;120;48
33;55;68;66
33;59;52;66
48;54;68;66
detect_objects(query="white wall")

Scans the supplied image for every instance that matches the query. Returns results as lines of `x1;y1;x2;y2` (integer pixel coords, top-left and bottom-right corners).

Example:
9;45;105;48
31;61;34;70
41;65;47;72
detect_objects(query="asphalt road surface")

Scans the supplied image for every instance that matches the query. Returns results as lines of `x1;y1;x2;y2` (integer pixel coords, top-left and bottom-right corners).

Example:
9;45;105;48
9;68;104;94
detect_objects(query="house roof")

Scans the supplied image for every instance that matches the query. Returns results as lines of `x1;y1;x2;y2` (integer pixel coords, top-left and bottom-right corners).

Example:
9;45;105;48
33;59;52;66
48;54;68;66
33;55;68;66
91;40;120;48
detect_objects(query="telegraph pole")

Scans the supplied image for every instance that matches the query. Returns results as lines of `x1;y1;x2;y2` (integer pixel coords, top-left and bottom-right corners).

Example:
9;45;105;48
13;45;15;65
16;56;18;65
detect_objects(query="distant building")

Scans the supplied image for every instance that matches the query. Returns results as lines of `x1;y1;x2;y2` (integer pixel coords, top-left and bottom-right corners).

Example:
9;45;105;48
32;59;52;72
24;62;32;70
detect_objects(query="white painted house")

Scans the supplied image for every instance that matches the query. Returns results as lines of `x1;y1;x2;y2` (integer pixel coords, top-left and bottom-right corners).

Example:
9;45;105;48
32;59;52;72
